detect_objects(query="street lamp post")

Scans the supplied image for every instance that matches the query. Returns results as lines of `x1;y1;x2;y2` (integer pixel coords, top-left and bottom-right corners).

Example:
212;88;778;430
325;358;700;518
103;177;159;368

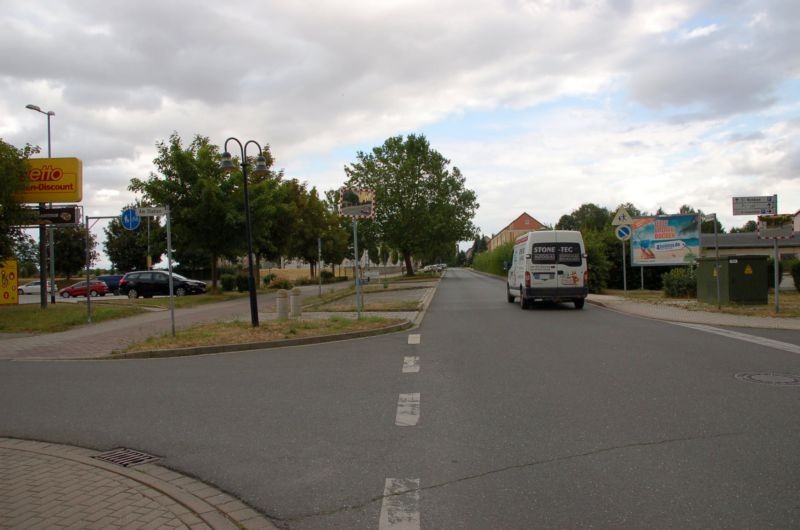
220;138;269;327
26;104;56;306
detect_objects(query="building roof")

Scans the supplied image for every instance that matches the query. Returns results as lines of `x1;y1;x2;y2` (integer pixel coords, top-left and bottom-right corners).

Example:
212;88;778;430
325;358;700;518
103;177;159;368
700;232;799;249
501;212;545;233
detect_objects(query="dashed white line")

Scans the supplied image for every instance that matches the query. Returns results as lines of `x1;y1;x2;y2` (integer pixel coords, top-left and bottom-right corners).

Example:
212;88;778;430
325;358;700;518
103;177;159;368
395;393;420;426
403;356;420;373
673;322;800;355
407;334;421;345
379;478;420;530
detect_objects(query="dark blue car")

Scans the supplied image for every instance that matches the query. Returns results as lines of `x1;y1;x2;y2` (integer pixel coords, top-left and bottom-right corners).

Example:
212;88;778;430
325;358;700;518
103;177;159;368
96;274;124;295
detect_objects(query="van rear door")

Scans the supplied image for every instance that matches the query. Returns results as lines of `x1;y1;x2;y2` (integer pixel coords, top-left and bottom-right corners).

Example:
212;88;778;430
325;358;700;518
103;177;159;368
556;240;583;288
530;242;557;288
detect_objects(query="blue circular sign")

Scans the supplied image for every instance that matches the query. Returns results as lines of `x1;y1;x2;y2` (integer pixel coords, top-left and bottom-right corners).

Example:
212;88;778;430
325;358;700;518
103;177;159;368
121;208;141;230
615;225;632;241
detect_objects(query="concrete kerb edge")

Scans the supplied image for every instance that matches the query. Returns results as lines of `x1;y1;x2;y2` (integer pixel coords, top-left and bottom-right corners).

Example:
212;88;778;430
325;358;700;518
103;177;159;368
106;320;415;360
0;437;277;529
412;279;440;328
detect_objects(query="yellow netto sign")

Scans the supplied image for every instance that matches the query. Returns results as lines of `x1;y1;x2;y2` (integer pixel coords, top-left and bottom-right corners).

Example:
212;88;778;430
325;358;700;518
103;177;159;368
18;158;83;203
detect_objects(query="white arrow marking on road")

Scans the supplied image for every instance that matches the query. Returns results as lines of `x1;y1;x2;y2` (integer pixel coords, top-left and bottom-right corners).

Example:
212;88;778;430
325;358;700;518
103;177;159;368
403;356;420;373
379;478;420;530
674;323;800;355
407;334;420;345
395;393;420;426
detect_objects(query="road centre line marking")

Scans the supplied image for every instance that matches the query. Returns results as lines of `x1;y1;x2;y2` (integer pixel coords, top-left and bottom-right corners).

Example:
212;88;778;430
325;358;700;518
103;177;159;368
379;478;420;530
407;334;420;345
673;322;800;355
403;356;420;373
395;393;420;426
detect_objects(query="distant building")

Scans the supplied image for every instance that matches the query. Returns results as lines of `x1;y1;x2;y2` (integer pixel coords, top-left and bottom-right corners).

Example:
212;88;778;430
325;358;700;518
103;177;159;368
488;212;545;251
700;232;800;260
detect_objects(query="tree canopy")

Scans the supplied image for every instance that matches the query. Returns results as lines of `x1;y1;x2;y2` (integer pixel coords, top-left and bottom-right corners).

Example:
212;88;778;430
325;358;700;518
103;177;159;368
344;134;478;274
0;140;35;260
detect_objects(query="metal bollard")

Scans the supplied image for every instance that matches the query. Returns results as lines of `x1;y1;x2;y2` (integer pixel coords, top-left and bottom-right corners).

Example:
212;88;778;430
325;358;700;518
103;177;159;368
290;287;302;317
276;289;289;320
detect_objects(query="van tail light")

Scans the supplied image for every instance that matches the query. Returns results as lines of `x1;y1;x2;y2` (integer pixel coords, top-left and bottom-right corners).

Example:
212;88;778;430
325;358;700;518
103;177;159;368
524;271;531;288
583;270;588;286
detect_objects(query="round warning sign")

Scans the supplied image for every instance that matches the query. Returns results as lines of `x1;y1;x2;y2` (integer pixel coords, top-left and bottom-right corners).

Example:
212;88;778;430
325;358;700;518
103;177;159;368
615;225;632;241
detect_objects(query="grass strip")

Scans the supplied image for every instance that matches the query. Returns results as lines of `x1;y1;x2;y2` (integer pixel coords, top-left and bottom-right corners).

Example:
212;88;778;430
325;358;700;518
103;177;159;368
0;304;146;333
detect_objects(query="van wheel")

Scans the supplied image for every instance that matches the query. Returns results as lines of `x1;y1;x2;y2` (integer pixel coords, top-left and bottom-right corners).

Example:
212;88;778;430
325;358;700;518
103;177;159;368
507;284;515;303
574;298;585;310
519;286;529;310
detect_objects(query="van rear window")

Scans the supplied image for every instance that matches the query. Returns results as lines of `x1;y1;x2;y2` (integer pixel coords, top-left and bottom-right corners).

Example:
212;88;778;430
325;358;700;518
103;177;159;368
531;243;582;266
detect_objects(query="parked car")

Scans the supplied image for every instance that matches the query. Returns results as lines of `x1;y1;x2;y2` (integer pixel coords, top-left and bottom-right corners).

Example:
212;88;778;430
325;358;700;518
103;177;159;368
119;271;207;298
96;274;124;295
59;280;109;298
17;280;58;295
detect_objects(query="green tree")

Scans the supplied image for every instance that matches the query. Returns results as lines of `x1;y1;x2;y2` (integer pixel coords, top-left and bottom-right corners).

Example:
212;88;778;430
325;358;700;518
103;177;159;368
344;134;478;275
0;140;36;260
53;226;98;279
730;220;757;233
129;133;242;289
103;204;165;272
556;203;612;231
286;186;328;276
12;233;38;276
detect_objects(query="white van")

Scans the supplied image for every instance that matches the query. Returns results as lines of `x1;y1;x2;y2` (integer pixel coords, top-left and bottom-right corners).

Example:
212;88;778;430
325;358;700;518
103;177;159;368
505;230;588;309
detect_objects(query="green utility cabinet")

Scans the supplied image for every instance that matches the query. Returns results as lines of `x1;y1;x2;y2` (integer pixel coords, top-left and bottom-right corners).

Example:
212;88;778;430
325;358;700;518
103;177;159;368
697;255;768;305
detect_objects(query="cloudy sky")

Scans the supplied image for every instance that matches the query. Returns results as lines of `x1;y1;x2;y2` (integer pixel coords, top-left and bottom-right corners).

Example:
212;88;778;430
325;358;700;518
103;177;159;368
3;0;799;264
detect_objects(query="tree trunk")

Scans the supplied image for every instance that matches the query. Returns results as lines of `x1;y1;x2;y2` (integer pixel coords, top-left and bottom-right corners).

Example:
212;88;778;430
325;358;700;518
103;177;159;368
255;253;262;287
403;253;414;276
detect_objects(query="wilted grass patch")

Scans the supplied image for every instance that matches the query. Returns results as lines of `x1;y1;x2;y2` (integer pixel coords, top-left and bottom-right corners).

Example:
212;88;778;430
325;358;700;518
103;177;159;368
121;315;401;353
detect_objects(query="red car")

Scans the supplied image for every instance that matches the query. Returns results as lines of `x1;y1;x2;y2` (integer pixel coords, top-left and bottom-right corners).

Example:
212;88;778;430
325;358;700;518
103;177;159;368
59;280;109;298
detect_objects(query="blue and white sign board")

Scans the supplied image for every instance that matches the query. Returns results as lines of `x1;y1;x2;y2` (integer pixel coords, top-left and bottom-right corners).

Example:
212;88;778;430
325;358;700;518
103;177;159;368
121;208;141;231
615;225;632;241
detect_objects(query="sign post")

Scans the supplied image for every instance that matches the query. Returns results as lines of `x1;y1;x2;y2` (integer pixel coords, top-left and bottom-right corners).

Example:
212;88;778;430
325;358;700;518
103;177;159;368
339;189;376;319
757;213;794;314
136;207;174;336
615;225;631;295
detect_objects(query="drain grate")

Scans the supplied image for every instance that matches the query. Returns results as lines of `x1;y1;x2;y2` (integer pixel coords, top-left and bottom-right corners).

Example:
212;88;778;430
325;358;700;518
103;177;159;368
92;448;161;467
735;373;800;386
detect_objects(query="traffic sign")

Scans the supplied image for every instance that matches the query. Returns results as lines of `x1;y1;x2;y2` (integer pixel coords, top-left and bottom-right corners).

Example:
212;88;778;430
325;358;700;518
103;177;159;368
615;225;632;241
732;195;777;215
121;208;141;230
136;207;167;217
612;207;633;226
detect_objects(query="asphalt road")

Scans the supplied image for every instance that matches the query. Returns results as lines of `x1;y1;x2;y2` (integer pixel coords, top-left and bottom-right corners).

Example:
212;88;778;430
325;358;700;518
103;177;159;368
2;268;799;529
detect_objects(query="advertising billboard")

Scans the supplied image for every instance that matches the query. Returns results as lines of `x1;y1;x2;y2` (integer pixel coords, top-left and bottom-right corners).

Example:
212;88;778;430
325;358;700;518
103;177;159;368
16;158;83;203
630;214;700;266
0;259;19;305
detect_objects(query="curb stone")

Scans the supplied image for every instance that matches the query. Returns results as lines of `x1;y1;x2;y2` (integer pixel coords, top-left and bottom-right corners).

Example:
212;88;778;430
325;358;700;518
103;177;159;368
0;437;278;529
108;320;414;360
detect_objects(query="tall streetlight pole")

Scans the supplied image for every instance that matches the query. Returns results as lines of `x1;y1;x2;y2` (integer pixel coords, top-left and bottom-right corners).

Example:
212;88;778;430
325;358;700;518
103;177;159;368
26;104;56;306
219;138;269;327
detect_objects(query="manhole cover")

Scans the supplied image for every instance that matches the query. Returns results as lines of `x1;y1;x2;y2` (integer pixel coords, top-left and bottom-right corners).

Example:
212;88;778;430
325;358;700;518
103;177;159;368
735;373;800;386
92;448;161;467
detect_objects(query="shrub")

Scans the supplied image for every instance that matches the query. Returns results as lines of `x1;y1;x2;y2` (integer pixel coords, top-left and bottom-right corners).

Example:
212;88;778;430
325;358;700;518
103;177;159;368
262;273;276;287
790;260;800;293
471;241;514;276
766;257;787;289
270;279;294;290
321;270;334;282
235;275;250;292
220;274;236;292
662;267;696;298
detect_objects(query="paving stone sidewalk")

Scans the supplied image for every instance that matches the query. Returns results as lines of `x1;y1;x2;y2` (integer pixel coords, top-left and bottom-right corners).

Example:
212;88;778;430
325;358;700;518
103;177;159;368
0;438;276;530
587;293;800;329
